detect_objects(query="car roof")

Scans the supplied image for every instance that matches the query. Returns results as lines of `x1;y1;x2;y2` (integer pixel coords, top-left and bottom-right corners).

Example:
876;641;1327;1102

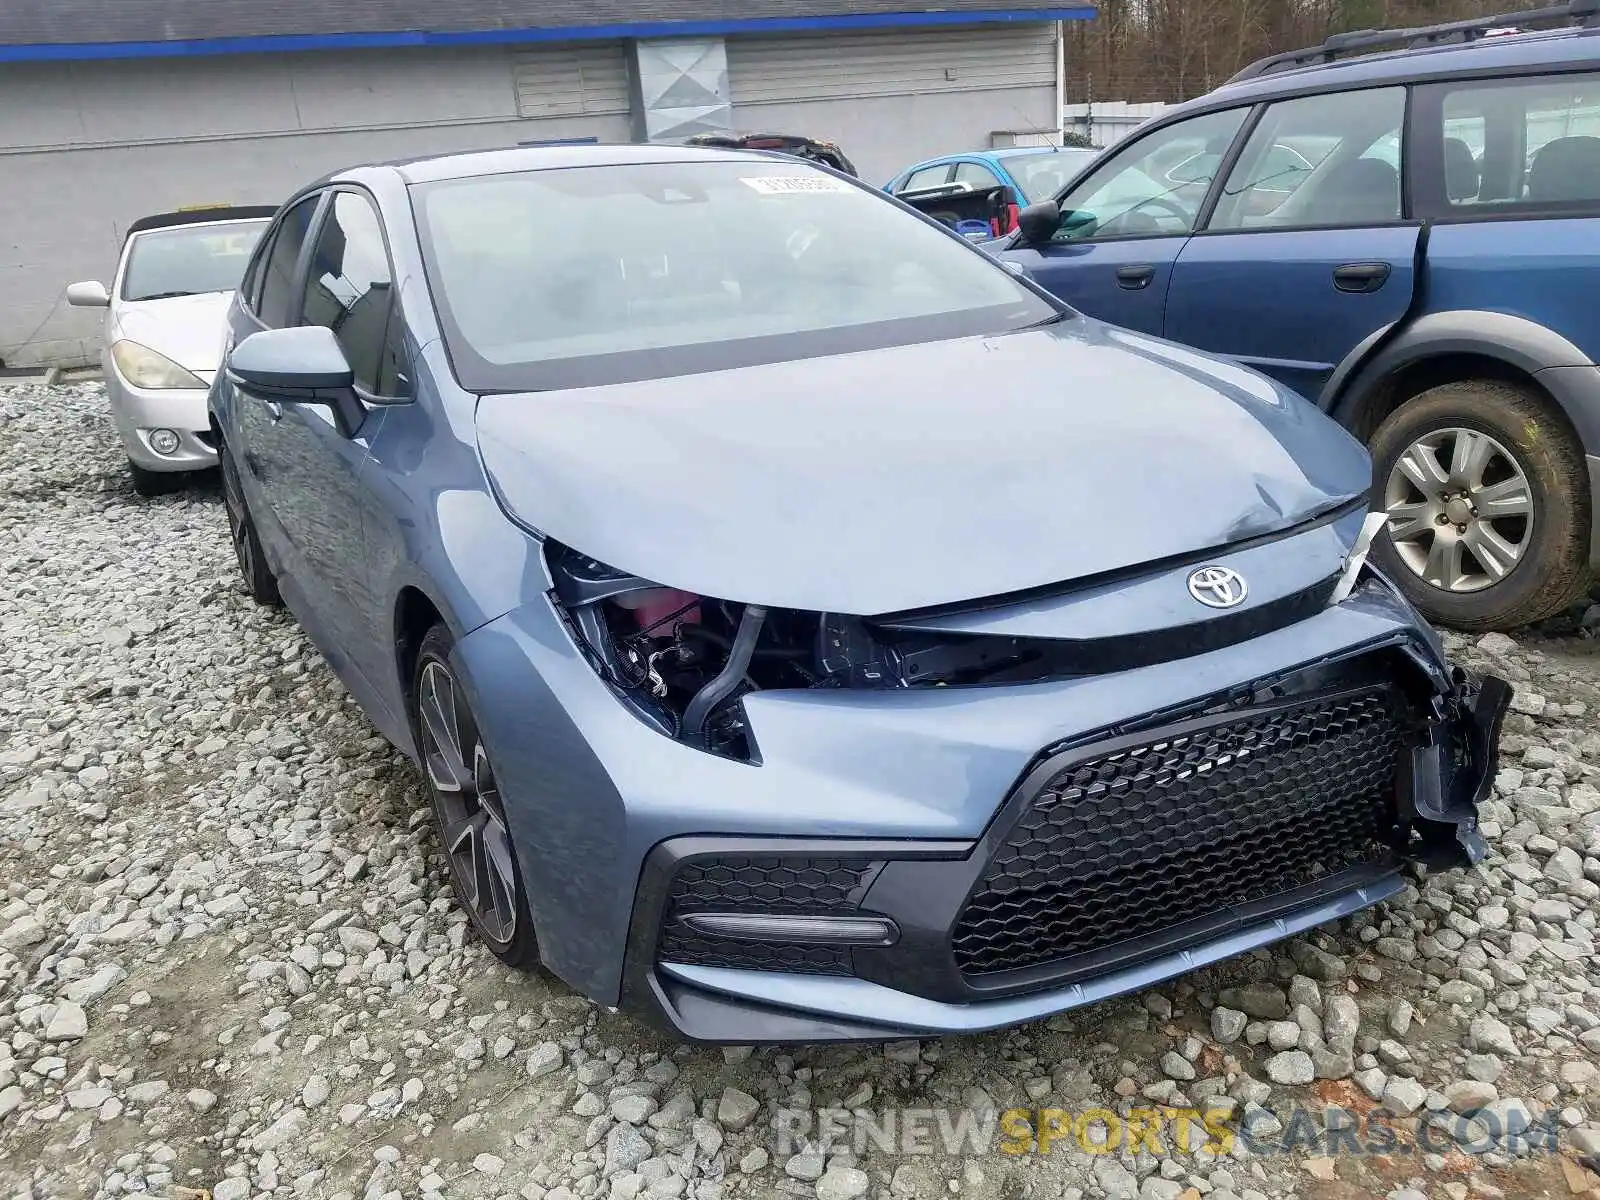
352;142;787;186
990;146;1095;159
1176;23;1600;115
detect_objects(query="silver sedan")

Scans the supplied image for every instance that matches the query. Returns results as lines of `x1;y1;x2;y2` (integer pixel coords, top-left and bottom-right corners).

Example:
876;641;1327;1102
68;207;273;495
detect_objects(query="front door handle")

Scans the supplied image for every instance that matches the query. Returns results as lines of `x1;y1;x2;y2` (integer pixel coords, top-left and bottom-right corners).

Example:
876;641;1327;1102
1332;262;1391;293
263;399;283;421
1116;264;1156;290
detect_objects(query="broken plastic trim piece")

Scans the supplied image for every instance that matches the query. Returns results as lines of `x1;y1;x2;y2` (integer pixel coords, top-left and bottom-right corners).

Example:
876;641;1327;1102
1329;509;1391;605
1400;668;1513;868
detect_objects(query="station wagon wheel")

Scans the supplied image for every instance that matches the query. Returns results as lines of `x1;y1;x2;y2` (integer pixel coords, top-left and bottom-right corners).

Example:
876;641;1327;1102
1368;380;1590;631
412;625;538;966
219;445;281;607
1382;426;1532;593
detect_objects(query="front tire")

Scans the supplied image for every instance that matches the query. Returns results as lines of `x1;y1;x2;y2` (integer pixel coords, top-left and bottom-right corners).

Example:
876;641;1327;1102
1369;380;1591;631
130;461;186;497
219;445;282;607
411;625;539;968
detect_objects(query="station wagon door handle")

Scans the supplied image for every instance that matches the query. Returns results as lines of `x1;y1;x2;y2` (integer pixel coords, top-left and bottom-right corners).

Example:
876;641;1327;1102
1116;264;1156;290
1332;262;1391;293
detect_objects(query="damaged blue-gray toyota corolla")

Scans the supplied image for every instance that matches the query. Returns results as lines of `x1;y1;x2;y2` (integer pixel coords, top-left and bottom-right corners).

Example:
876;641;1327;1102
208;142;1511;1042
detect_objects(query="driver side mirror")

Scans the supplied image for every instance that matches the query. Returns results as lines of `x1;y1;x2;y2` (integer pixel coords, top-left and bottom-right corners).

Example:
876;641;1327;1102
1016;200;1062;246
66;281;110;308
227;326;372;437
227;326;354;401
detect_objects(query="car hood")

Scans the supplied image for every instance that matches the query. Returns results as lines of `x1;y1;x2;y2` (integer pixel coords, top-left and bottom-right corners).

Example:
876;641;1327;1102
476;319;1370;615
111;291;234;373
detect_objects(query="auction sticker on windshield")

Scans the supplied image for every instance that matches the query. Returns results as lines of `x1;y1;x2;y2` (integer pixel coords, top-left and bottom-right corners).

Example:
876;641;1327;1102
740;175;852;195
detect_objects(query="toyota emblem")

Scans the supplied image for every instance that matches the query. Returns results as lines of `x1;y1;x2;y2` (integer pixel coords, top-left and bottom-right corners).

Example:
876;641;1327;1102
1187;565;1249;609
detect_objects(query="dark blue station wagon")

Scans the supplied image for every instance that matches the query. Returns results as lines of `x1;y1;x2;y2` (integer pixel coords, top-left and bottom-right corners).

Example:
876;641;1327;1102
1001;0;1600;632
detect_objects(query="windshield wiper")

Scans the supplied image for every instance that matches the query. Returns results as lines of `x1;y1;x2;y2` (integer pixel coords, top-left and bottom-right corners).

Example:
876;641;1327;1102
132;290;203;300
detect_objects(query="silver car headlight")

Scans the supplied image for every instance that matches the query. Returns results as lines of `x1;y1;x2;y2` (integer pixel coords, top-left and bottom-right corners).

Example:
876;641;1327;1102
110;340;207;390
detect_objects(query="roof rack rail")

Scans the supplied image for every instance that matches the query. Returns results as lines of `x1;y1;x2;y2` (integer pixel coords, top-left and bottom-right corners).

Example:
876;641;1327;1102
1227;0;1600;83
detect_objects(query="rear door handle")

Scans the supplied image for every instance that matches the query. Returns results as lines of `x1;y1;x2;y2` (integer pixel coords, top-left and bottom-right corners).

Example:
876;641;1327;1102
1116;264;1156;290
1332;262;1391;293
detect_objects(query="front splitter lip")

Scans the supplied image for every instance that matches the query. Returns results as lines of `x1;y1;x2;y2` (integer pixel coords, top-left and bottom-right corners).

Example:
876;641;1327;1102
647;872;1405;1043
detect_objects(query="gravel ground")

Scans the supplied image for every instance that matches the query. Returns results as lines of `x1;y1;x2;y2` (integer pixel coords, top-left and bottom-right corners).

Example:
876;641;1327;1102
2;381;1599;1200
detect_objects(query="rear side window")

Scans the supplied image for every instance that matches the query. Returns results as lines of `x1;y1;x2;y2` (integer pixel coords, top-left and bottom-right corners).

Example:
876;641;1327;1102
301;192;409;397
257;196;320;328
1208;87;1406;230
1427;73;1600;212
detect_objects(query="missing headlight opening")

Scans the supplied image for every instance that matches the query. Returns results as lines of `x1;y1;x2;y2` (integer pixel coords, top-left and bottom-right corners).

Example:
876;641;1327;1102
547;544;1078;759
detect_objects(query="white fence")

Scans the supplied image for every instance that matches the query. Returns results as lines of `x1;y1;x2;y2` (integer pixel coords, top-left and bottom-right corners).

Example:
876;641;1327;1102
1062;101;1171;148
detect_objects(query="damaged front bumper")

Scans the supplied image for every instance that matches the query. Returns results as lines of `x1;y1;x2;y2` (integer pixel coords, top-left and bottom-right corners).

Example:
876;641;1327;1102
1404;667;1513;869
620;630;1511;1043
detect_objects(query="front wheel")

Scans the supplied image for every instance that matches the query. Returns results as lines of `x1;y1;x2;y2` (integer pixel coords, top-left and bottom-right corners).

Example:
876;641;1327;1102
411;625;539;968
1369;380;1591;631
129;461;186;497
219;445;282;607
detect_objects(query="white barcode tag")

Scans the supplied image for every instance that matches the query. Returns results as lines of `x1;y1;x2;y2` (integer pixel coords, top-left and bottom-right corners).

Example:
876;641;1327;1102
740;175;852;195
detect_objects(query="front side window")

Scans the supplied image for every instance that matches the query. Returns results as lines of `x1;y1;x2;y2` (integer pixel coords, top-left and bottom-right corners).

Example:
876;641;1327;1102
1209;87;1406;230
899;164;954;193
1048;107;1248;241
413;161;1059;391
952;162;1002;189
1433;73;1600;210
120;220;269;302
301;193;408;396
257;196;320;329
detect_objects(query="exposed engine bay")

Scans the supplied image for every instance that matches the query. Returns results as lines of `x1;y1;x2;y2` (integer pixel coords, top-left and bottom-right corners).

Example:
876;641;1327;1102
547;544;1104;759
545;541;1452;766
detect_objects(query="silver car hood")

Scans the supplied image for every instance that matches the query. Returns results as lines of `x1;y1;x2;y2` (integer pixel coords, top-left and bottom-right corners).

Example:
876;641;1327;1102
476;320;1371;615
111;292;234;373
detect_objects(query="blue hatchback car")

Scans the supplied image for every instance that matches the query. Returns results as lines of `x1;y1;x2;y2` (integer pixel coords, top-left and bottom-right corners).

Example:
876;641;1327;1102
1000;1;1600;633
210;142;1507;1042
885;146;1100;236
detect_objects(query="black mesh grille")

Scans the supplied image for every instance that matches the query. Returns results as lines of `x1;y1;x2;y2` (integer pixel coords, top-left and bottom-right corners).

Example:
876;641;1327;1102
952;686;1411;977
657;856;879;976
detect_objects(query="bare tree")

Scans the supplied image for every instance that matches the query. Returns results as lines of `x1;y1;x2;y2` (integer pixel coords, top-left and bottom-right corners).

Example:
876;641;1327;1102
1066;0;1546;103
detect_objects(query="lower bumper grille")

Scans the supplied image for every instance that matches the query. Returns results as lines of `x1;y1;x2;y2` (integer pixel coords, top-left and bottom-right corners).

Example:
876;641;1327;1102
657;855;881;976
952;685;1411;978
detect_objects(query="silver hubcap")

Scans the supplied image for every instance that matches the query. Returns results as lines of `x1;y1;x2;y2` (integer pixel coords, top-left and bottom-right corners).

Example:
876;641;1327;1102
1384;426;1533;594
418;661;519;944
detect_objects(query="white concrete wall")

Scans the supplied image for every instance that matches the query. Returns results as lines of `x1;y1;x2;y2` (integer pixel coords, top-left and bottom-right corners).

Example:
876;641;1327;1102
3;28;1059;367
729;24;1058;184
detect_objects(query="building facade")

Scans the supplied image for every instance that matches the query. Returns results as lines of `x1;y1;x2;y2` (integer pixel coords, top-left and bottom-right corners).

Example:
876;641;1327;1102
0;2;1092;368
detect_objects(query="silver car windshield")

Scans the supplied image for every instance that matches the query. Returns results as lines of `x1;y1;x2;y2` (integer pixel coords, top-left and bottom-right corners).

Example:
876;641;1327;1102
120;221;270;302
413;160;1059;390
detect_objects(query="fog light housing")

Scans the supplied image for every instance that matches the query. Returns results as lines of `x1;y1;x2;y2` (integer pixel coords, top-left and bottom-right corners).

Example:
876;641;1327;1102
147;428;181;456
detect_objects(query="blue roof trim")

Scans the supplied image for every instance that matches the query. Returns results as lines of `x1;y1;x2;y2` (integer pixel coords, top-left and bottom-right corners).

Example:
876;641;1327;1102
0;8;1097;61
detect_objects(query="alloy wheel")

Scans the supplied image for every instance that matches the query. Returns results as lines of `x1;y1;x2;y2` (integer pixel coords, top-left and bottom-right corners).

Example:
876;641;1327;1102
417;660;520;945
221;455;255;582
1383;426;1534;594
